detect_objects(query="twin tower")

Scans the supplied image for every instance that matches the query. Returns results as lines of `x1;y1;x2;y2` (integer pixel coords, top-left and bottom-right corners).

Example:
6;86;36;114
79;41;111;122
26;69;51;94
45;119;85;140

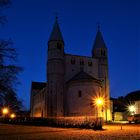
47;18;111;120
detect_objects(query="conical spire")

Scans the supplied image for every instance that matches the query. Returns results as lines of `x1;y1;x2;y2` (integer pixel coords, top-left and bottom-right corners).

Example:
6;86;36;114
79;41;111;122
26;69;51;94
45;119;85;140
93;26;106;49
49;17;64;42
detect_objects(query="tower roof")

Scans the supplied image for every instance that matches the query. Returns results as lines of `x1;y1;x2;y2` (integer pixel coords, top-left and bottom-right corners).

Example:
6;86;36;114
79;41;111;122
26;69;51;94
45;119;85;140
49;17;64;42
93;27;106;49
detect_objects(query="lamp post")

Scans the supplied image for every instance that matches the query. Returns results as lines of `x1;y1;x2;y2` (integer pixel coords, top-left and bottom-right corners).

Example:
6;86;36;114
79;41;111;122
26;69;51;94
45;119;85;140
94;97;104;129
95;97;104;117
128;104;136;123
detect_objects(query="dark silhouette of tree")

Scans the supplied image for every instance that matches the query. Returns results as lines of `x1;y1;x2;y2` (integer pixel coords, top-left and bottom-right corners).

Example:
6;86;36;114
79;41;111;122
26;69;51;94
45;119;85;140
0;0;23;113
112;96;126;112
112;90;140;114
125;90;140;102
4;90;23;112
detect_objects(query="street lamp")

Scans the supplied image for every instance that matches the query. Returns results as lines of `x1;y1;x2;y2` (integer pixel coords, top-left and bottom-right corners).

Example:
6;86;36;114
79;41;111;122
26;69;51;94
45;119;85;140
95;97;104;107
128;105;136;115
93;97;104;130
10;113;16;119
2;107;9;116
95;97;104;117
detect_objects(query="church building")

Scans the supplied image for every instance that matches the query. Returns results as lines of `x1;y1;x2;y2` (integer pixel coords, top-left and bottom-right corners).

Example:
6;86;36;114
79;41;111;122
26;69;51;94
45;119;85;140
30;18;112;121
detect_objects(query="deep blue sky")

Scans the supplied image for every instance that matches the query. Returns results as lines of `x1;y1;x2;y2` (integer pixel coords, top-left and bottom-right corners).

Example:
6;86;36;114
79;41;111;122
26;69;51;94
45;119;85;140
1;0;140;109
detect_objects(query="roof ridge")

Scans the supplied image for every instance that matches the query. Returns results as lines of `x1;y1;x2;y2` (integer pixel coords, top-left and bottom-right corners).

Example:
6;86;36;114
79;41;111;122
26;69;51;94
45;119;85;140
67;71;101;83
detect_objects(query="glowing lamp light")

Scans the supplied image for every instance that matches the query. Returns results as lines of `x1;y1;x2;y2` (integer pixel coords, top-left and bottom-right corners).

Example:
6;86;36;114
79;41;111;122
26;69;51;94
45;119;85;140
10;113;16;119
2;107;9;115
95;97;104;106
128;105;136;114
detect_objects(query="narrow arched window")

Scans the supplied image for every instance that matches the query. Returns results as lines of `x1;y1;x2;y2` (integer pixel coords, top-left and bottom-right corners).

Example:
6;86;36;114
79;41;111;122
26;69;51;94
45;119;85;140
101;50;106;56
103;51;105;56
57;43;62;50
78;90;82;97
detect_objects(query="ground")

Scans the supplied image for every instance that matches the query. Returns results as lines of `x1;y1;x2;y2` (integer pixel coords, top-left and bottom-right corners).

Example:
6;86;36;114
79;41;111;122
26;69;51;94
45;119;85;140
0;123;140;140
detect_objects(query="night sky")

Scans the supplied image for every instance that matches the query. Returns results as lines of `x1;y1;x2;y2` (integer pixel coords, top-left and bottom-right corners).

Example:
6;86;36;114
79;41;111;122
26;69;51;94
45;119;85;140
0;0;140;109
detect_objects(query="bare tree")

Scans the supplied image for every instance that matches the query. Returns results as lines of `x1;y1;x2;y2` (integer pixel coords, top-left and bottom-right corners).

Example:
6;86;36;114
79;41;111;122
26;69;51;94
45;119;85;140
0;0;23;113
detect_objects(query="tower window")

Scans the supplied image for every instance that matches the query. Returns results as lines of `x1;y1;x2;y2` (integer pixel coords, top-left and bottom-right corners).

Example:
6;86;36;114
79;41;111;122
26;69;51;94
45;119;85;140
71;59;75;64
101;50;105;56
80;60;84;65
101;50;103;56
57;43;62;50
103;51;105;56
78;90;82;97
88;61;92;66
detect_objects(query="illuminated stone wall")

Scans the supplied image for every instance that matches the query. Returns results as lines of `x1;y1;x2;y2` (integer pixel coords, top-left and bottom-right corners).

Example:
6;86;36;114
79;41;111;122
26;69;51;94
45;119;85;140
31;88;46;117
66;80;102;117
135;100;140;114
65;54;98;82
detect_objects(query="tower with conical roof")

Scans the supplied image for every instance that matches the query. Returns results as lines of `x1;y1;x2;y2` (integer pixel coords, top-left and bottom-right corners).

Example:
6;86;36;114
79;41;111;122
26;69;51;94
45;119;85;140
92;26;108;78
92;26;111;120
47;17;65;117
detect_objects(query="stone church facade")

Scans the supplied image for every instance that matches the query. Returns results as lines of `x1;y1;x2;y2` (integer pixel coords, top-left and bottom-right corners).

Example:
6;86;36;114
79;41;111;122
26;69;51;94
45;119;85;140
30;18;112;121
